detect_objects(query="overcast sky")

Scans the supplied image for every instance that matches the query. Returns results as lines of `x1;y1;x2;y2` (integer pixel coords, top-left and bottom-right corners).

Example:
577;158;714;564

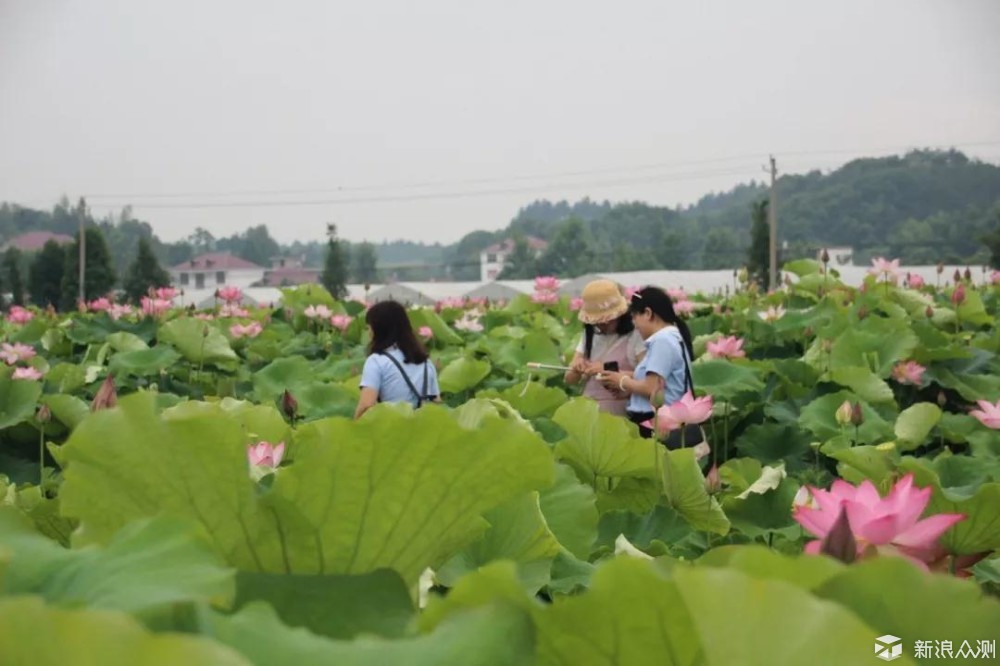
2;0;999;246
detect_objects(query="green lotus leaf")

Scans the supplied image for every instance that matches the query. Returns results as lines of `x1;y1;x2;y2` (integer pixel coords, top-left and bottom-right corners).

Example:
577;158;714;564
0;366;42;431
0;509;234;613
829;366;894;404
696;545;843;590
407;309;463;346
477;381;567;420
799;391;895;445
596;504;693;553
829;321;918;375
734;422;813;471
233;569;413;640
893;403;942;451
106;331;149;352
39;394;90;431
492;331;564;376
552;398;658;480
109;346;182;377
690;360;764;400
158;319;238;368
661;448;730;535
438;356;492;394
538;464;598;560
252;356;314;401
0;597;249;665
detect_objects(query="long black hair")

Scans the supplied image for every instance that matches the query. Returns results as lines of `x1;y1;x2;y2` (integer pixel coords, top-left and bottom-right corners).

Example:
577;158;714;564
365;300;429;364
583;314;635;359
628;286;694;360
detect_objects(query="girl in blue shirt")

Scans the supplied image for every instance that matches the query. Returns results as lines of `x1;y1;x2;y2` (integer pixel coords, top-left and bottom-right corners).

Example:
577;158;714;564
599;286;695;438
354;301;441;419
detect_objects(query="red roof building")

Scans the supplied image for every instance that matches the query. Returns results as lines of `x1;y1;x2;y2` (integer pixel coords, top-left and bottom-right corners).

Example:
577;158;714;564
170;252;267;290
1;231;74;252
171;252;264;271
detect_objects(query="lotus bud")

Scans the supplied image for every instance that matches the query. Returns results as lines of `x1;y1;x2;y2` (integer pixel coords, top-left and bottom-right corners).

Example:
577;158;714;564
281;389;298;421
850;402;864;426
203;325;211;337
953;269;962;284
937;391;947;408
936;262;944;275
835;400;853;425
737;267;749;284
857;305;868;320
704;465;721;494
964;267;972;282
820;248;830;264
803;326;814;338
91;374;118;412
951;283;966;306
36;403;51;424
820;509;857;564
925;305;934;319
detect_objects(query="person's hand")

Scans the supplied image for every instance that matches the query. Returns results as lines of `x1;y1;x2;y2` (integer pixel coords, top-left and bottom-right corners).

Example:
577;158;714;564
570;358;591;375
599;371;623;390
582;361;604;376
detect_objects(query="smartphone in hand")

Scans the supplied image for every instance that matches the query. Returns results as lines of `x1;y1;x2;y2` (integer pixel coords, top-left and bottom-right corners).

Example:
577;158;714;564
603;361;619;372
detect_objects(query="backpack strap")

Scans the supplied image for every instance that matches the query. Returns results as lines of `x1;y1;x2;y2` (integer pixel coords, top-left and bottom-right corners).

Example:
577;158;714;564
379;352;431;408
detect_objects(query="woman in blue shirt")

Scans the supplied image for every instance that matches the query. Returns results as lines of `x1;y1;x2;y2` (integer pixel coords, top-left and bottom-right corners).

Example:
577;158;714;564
354;301;441;419
599;286;695;438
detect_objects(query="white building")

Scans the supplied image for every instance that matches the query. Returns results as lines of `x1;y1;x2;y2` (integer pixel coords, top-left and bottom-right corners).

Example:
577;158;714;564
479;237;548;281
170;252;267;291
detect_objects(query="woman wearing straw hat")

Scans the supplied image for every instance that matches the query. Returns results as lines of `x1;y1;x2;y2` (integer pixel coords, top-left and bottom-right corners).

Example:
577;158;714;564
564;279;645;416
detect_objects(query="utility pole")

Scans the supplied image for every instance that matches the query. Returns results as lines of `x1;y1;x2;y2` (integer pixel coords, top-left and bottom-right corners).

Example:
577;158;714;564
766;156;778;291
78;198;86;305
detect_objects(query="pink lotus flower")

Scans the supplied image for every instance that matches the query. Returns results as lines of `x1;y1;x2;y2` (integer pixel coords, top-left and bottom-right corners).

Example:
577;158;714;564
991;270;1000;285
757;305;786;322
624;286;641;300
6;306;33;324
108;304;135;321
154;287;178;301
706;335;746;359
970;399;1000;429
666;287;687;302
891;361;926;386
230;322;263;339
140;297;172;318
418;325;433;339
531;290;560;305
0;342;37;365
647;391;713;432
217;286;243;303
330;314;353;331
12;366;43;381
88;297;112;312
454;315;484;332
905;273;925;289
570;297;584;312
794;474;965;570
835;400;853;426
304;304;333;320
247;441;285;481
437;297;466;310
194;313;216;321
673;300;697;317
534;276;560;291
219;304;250;318
868;257;901;283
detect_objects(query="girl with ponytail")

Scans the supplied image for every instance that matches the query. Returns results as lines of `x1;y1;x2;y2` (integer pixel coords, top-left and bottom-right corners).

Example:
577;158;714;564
598;286;697;438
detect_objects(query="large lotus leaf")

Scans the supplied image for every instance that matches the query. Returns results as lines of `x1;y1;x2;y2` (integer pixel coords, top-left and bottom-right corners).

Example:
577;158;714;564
538;464;598;560
279;284;343;311
769;359;821;399
830;446;898;488
938;413;1000;458
930;367;1000;402
0;366;42;430
956;289;994;326
734;422;813;471
696;546;843;590
893;403;942;451
290;382;358;420
106;331;149;352
799;391;895;445
594;477;661;514
252;356;314;400
158;319;238;368
59;395;553;583
451;398;534;432
162;399;291;444
204;598;534;666
477;381;567;420
722;477;799;537
661;448;730;535
233;569;413;640
909;320;974;363
109;346;182;377
829;322;918;375
783;258;823;277
690;360;764;400
828;366;894;404
40;394;90;431
0;509;233;613
9;317;49;343
596;504;693;553
423;557;885;666
0;596;249;665
898;459;1000;555
438;492;562;592
552;399;658;480
438;356;491;394
406;309;463;346
815;557;1000;658
492;331;563;375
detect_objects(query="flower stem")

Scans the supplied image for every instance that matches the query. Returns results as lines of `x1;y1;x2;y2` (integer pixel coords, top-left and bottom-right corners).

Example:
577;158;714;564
38;428;45;488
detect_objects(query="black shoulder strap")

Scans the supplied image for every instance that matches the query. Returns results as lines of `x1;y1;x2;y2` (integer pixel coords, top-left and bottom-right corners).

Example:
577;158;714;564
680;338;695;394
379;352;429;408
